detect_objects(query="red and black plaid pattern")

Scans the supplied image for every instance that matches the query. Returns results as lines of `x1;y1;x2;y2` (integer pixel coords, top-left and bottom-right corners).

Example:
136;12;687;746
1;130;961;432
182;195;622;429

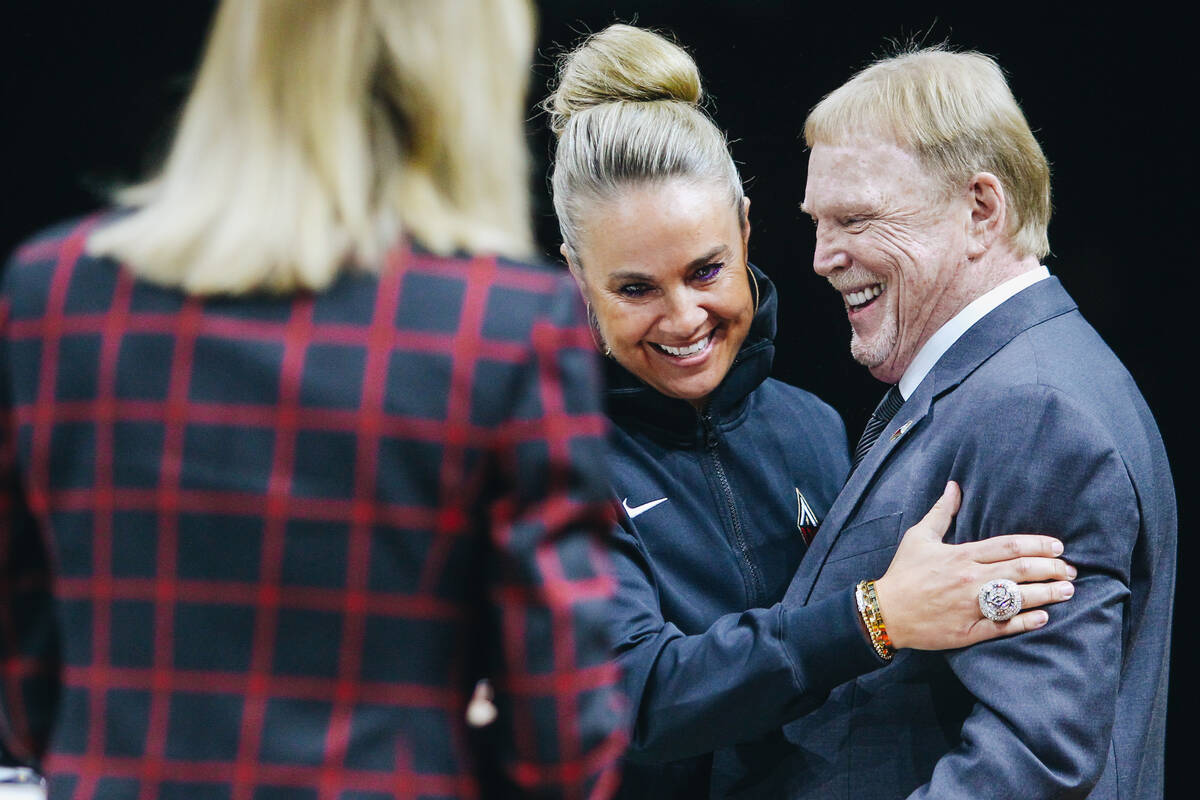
0;214;626;800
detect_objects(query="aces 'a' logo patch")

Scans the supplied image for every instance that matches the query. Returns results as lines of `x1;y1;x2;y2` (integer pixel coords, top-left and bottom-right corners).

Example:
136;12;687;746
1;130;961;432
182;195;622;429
796;488;820;545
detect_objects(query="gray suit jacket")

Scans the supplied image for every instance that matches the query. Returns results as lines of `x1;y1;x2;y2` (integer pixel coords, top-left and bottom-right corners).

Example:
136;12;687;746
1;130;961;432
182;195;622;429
766;278;1175;799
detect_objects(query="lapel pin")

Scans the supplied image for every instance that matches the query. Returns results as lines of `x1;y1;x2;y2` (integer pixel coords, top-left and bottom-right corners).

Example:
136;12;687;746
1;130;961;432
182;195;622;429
889;419;914;442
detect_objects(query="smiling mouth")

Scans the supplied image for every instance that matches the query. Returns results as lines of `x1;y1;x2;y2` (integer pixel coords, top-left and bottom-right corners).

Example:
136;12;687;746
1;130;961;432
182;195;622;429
845;282;885;311
651;332;713;358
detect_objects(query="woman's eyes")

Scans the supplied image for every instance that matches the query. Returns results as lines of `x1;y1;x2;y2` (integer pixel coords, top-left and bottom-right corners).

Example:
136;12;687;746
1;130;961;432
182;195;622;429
616;263;723;297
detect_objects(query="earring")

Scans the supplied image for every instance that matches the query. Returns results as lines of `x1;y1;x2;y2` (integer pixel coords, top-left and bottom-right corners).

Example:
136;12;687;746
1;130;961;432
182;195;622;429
585;301;612;358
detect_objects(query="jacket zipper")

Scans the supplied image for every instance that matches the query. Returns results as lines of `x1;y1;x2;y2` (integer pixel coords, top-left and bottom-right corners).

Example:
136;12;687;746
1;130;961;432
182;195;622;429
701;412;764;606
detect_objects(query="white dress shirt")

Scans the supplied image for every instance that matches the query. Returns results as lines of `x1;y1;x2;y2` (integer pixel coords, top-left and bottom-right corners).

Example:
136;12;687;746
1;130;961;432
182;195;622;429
898;266;1051;400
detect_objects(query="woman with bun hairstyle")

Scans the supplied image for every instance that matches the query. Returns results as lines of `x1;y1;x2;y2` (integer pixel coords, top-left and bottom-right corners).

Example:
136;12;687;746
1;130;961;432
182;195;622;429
545;24;1077;797
0;2;625;797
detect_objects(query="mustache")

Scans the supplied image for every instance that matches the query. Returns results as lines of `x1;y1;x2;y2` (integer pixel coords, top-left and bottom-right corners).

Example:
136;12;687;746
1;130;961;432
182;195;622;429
827;269;885;292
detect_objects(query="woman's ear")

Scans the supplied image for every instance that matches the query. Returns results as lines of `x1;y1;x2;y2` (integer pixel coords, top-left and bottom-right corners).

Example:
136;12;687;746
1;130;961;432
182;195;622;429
741;196;752;253
561;243;589;299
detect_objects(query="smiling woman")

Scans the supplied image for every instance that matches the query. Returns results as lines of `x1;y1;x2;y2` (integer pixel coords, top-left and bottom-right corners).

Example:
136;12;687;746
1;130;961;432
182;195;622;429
543;23;1078;800
545;22;756;412
571;179;754;407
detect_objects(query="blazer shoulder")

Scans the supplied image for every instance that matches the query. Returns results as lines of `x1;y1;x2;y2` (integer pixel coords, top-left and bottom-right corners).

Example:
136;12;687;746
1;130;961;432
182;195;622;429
492;261;587;343
976;313;1153;434
494;252;569;279
5;212;104;269
486;252;576;297
950;372;1125;455
3;212;114;315
397;248;585;351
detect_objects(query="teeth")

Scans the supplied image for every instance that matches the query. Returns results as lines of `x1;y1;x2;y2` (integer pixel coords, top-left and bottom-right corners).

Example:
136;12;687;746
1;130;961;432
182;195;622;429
846;282;885;307
658;335;710;357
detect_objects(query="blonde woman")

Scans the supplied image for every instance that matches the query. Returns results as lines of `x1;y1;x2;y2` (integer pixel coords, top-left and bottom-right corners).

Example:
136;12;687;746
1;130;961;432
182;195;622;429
545;25;1076;797
0;2;624;797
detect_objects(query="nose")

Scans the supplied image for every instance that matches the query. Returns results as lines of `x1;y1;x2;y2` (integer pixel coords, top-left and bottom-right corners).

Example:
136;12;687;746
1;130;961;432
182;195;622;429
812;220;849;278
659;286;709;339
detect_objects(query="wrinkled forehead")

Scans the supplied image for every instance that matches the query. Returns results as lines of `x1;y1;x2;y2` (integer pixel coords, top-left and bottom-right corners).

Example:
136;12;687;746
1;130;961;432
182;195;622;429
802;135;940;216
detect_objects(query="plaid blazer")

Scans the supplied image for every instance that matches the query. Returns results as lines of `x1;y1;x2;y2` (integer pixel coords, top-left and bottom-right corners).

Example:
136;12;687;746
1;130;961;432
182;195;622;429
0;214;625;800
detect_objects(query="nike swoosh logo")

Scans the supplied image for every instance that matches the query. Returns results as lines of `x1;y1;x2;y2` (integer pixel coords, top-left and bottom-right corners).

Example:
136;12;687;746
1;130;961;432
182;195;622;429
622;497;669;519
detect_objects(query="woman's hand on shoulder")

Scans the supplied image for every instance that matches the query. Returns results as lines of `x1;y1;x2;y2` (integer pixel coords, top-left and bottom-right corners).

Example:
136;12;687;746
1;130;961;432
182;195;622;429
872;481;1076;651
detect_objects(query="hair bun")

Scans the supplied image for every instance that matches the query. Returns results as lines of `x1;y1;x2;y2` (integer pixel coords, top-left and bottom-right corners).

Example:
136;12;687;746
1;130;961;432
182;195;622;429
546;24;702;137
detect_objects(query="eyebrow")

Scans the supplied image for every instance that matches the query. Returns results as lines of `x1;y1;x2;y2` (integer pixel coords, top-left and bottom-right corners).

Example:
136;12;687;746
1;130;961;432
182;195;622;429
607;245;731;282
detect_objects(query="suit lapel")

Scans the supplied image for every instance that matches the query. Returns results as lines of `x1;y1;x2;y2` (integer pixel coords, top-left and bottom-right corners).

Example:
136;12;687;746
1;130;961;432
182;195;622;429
783;278;1079;606
783;386;932;604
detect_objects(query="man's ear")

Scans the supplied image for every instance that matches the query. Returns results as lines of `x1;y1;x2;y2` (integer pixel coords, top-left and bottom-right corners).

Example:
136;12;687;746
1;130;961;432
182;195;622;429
966;172;1006;259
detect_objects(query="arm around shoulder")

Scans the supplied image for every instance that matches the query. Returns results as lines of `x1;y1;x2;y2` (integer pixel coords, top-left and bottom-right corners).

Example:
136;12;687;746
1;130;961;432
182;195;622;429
608;516;880;763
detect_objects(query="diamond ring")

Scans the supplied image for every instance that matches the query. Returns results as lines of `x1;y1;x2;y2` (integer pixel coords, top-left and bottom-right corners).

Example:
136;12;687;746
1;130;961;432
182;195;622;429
978;578;1022;622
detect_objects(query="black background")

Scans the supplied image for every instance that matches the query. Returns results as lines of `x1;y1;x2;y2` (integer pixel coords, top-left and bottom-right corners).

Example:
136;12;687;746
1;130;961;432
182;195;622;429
3;2;1191;793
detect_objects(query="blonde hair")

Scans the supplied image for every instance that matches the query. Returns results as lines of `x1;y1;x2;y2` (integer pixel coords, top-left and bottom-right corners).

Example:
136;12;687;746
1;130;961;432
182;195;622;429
545;24;744;258
805;46;1051;259
87;0;536;296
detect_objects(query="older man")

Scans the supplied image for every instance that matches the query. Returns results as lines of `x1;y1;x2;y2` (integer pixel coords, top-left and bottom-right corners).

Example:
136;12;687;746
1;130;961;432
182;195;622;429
763;48;1175;799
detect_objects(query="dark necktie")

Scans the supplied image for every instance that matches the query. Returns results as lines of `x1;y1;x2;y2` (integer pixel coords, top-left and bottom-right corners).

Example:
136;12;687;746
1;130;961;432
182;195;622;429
850;385;905;472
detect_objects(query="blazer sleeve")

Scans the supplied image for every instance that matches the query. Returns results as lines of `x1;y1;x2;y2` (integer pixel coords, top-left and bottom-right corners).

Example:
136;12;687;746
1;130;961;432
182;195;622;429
610;515;882;764
476;276;626;799
911;383;1139;799
0;292;60;767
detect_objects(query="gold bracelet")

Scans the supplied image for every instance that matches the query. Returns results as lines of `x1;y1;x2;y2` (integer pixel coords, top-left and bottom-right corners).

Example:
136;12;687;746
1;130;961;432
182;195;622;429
855;580;895;661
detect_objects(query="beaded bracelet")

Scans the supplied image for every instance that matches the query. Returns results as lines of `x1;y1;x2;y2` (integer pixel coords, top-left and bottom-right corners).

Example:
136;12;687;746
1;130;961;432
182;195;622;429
855;580;895;661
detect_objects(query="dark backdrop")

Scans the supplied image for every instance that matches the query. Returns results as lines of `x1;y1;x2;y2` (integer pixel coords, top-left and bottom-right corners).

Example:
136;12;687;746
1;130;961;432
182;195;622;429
3;2;1191;794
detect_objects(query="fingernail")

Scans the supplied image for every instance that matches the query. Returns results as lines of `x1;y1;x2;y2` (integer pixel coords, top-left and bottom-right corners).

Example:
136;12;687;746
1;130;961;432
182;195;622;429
1051;540;1064;556
1061;583;1074;598
1032;611;1049;627
1066;565;1077;579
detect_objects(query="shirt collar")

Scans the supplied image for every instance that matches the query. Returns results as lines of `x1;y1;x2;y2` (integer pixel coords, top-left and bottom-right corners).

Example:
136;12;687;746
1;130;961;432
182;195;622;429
897;265;1051;399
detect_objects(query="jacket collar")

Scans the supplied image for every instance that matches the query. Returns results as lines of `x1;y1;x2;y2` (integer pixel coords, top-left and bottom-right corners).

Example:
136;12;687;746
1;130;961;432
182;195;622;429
603;263;777;443
783;277;1079;606
925;276;1076;400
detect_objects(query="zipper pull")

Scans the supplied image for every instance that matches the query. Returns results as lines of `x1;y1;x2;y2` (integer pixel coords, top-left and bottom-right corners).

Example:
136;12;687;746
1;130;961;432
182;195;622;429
701;413;719;449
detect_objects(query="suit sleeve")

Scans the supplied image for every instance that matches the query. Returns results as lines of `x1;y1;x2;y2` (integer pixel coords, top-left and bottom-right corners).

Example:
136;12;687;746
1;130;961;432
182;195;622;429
610;515;882;763
0;292;60;767
911;384;1138;799
477;276;626;799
